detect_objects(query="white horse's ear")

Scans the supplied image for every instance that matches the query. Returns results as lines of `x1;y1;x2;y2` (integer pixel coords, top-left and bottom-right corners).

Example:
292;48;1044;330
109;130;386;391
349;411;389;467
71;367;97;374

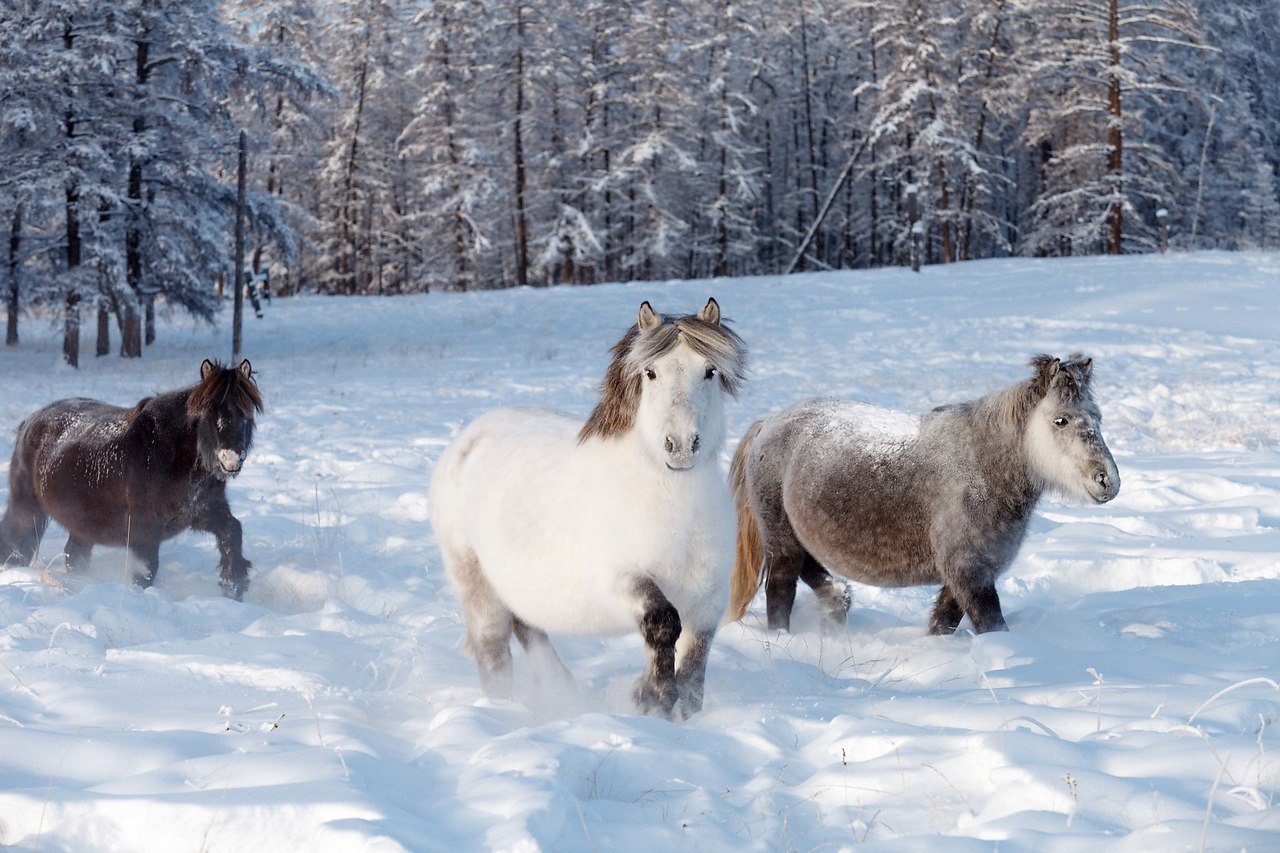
238;359;253;379
698;297;721;326
201;359;215;380
638;301;661;331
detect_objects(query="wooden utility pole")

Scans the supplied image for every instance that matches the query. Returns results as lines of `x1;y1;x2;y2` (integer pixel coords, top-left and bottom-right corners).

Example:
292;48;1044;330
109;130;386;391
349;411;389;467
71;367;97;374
783;138;867;275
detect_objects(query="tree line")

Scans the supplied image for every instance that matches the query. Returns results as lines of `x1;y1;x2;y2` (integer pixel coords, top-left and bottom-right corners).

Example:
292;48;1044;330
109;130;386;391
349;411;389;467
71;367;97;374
3;0;1278;362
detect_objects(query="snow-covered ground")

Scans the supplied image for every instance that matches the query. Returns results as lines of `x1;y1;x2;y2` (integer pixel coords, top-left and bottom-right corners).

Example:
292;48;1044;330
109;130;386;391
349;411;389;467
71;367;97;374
1;252;1278;851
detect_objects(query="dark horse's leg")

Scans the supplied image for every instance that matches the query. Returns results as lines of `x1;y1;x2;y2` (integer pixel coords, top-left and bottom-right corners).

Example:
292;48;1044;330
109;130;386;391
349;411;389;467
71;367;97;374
0;468;49;566
64;535;94;573
127;537;162;588
631;577;681;719
799;555;851;635
673;629;714;719
191;486;251;600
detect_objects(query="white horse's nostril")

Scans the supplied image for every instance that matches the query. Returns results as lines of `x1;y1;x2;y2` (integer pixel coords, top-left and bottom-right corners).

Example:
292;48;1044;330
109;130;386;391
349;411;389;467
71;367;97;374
664;436;675;453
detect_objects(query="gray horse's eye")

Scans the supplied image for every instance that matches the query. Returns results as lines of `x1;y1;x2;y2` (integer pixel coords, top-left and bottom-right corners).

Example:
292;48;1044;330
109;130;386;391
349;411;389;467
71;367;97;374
645;368;656;380
1053;416;1069;428
704;365;717;380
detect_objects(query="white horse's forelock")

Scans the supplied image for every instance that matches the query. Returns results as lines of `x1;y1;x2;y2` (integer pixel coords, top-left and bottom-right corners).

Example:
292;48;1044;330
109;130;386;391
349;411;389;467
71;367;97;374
624;316;747;395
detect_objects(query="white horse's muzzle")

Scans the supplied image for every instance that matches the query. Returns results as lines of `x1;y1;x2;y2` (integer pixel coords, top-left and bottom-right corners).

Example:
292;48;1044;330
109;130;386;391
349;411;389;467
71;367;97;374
664;433;701;470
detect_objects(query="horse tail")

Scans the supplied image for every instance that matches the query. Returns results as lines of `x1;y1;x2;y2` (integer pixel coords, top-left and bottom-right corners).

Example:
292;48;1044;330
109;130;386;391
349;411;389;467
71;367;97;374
727;420;766;622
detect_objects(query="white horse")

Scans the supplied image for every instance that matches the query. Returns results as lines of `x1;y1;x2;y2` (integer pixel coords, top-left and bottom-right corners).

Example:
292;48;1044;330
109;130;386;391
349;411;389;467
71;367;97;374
428;298;748;719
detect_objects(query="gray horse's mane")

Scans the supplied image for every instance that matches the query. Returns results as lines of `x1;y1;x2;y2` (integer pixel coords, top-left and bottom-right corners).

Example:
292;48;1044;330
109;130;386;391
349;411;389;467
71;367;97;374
948;353;1095;430
579;311;747;442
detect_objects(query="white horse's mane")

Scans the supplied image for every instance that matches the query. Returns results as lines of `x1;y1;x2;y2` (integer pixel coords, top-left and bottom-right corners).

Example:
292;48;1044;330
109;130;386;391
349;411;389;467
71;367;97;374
580;310;747;442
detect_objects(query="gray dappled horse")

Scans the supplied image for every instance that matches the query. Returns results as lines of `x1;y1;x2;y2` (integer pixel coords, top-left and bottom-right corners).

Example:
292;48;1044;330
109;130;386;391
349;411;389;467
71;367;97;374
728;354;1119;635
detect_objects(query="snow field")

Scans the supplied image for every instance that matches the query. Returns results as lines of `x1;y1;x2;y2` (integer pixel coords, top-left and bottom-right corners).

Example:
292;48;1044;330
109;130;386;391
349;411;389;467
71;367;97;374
0;251;1277;850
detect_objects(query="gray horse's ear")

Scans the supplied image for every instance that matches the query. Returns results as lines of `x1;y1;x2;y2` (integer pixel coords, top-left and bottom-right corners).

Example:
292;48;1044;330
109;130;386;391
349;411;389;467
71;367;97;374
698;297;721;326
1073;355;1093;382
238;359;253;379
1029;354;1060;395
638;301;661;331
201;359;215;380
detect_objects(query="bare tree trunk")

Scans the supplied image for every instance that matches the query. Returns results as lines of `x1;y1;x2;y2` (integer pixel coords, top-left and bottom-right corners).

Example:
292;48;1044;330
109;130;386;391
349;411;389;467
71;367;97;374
512;0;530;287
7;202;20;346
937;158;953;263
1106;0;1123;254
799;12;821;264
62;24;80;367
867;9;881;267
438;17;469;292
97;306;110;356
233;129;247;361
64;184;81;369
959;0;1005;261
121;32;148;357
339;58;369;295
96;201;111;356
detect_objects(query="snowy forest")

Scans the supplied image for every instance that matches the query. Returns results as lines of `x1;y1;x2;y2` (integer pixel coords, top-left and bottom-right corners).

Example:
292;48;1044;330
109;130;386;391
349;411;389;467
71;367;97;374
2;0;1279;363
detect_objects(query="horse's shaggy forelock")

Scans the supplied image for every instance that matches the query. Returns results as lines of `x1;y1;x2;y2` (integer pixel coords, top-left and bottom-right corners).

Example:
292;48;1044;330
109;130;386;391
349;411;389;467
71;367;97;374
187;361;264;421
972;353;1094;430
579;313;747;442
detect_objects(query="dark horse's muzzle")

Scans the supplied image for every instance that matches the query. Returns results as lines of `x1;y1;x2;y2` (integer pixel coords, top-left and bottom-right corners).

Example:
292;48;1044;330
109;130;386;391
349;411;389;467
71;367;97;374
216;449;246;477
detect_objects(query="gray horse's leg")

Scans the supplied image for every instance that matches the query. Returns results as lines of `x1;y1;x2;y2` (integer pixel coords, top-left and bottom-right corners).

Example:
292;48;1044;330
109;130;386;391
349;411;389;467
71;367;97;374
799;555;851;634
752;473;808;632
673;628;714;719
447;548;515;698
631;577;681;719
928;586;964;635
933;567;1007;635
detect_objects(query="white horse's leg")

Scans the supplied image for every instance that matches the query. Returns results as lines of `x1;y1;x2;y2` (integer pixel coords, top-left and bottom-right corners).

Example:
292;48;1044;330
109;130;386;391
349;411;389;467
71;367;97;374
445;547;516;698
512;617;574;686
630;577;681;719
673;627;714;719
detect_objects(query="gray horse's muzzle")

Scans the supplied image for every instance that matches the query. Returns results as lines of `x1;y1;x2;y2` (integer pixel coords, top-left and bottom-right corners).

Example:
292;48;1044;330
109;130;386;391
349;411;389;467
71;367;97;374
1089;460;1120;503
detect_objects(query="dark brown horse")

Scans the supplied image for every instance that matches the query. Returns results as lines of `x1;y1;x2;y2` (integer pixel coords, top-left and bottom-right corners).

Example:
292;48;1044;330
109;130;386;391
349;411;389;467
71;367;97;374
728;355;1119;636
0;359;263;599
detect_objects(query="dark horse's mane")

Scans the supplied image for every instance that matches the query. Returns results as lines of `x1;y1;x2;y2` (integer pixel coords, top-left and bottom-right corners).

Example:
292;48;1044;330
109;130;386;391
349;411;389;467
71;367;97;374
188;361;265;420
579;310;747;443
122;361;263;425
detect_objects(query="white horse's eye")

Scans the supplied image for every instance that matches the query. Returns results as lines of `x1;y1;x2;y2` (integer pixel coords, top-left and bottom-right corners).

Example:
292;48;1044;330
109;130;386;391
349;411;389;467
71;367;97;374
704;365;717;380
1053;416;1069;428
645;368;656;381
